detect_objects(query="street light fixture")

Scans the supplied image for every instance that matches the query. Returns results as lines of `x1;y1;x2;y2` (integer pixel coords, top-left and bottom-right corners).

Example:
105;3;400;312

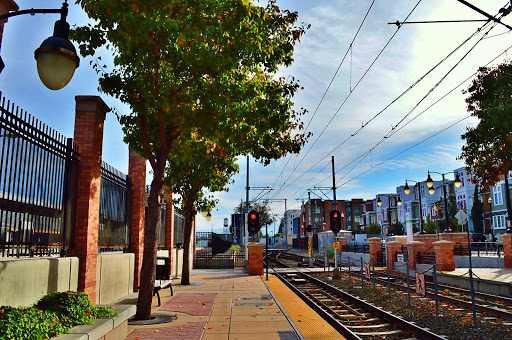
426;171;462;233
0;1;80;90
205;212;212;221
404;179;425;234
377;195;395;236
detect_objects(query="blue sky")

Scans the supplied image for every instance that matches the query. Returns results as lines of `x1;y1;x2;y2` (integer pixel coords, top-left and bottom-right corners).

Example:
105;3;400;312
2;1;511;234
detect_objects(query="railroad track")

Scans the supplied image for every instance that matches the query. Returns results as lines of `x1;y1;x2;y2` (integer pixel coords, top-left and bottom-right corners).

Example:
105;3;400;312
267;254;444;339
274;251;512;322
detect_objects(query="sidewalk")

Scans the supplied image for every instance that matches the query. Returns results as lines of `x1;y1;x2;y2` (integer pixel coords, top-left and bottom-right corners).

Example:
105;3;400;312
125;269;300;340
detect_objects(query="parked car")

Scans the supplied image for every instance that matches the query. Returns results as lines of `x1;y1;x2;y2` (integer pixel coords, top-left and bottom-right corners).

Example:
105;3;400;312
470;233;487;242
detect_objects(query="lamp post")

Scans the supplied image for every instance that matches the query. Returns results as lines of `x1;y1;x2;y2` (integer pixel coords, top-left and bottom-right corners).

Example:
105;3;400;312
224;218;228;239
426;171;462;233
377;194;397;236
488;197;493;239
404;179;425;234
0;1;80;90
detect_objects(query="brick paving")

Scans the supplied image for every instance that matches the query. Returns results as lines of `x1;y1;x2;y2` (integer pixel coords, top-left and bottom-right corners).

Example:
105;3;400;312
126;322;206;340
159;293;217;316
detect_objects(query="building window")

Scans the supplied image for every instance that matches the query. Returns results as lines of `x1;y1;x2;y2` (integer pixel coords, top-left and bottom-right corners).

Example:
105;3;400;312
355;216;360;223
493;215;506;229
493;185;503;205
312;207;321;214
312;216;322;223
354;207;362;214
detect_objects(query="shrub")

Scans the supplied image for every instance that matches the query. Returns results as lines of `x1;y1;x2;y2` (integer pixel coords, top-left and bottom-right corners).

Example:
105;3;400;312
229;245;241;253
0;306;65;340
326;249;335;259
36;291;96;328
0;292;117;340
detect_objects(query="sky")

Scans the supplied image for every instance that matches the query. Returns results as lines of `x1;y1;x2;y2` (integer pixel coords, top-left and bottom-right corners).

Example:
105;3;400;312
2;0;512;234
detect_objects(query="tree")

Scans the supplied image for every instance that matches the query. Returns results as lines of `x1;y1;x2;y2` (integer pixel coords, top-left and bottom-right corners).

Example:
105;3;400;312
164;136;239;285
448;194;458;220
73;0;309;320
392;222;404;235
366;223;381;235
424;215;436;234
471;186;484;233
460;63;512;189
234;202;275;227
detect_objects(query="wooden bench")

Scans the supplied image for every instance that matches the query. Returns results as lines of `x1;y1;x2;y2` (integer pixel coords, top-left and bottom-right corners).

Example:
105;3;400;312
138;280;173;307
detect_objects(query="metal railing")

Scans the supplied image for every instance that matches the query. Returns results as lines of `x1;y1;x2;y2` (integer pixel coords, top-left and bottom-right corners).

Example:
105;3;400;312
343;242;370;254
98;162;129;253
0;93;79;257
453;242;503;257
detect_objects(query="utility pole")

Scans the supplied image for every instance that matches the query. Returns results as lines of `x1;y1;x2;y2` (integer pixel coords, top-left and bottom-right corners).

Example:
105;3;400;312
331;156;340;278
308;190;313;267
245;156;249;264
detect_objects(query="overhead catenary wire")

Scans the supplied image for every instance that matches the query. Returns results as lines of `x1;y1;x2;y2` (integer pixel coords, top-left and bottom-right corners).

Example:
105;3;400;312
269;0;379;195
273;16;492;199
297;40;512;200
272;1;423;199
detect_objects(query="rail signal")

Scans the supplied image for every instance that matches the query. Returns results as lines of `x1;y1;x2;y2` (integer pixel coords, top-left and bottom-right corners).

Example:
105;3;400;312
248;211;260;235
330;210;342;233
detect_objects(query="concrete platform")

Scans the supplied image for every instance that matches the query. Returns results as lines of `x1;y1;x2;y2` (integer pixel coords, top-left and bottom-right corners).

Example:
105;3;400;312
126;269;312;340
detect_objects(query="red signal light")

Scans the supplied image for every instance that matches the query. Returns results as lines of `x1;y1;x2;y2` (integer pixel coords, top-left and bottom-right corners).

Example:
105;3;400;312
250;213;257;220
333;212;338;218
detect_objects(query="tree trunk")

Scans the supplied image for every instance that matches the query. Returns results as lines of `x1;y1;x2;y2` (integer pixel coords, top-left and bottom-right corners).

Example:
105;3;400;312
181;197;195;285
134;175;164;320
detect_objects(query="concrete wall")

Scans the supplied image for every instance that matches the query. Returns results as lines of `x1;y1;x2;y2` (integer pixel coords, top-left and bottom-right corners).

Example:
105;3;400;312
454;256;504;268
157;248;184;277
0;257;79;307
339;252;370;267
96;253;135;305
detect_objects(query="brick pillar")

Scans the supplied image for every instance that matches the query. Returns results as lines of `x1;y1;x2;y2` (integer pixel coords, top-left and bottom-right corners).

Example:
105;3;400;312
386;241;402;271
0;0;18;53
368;237;382;265
128;148;146;291
71;96;109;303
247;243;265;275
501;234;512;268
406;241;425;271
162;186;174;276
433;240;455;271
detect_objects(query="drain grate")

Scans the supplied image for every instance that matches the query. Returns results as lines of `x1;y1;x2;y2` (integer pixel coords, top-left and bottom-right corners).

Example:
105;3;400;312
128;313;178;325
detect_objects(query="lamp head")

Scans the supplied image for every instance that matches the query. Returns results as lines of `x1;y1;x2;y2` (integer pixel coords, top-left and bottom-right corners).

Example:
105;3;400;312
428;186;435;195
201;210;208;217
34;5;79;91
404;181;411;195
426;172;434;188
377;197;382;206
397;198;402;206
205;212;212;221
454;174;462;188
488;197;492;204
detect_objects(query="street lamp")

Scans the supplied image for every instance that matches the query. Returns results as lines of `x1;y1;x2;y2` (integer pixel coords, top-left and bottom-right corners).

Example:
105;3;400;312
426;171;462;233
0;1;80;90
205;212;212;221
377;195;395;236
488;197;494;240
404;179;425;234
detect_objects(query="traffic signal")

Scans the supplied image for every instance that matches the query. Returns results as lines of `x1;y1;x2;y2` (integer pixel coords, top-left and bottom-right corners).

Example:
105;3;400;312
248;211;260;235
330;210;342;234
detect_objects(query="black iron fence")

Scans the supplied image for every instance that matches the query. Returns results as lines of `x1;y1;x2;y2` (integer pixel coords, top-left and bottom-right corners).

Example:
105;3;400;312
195;232;243;269
342;242;370;254
417;245;436;264
453;242;503;257
98;162;130;253
0;92;79;257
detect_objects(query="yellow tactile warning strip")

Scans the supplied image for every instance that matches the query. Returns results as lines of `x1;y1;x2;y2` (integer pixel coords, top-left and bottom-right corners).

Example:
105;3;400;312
264;274;345;340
